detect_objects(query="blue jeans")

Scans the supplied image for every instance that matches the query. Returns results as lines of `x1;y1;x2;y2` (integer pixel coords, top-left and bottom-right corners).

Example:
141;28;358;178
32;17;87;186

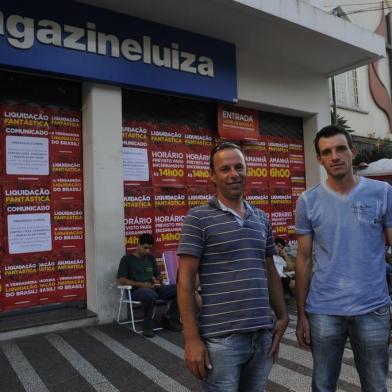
203;330;273;392
308;306;391;392
132;284;179;328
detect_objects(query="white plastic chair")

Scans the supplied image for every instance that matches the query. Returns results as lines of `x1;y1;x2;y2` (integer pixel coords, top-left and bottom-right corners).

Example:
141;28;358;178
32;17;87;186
116;285;167;333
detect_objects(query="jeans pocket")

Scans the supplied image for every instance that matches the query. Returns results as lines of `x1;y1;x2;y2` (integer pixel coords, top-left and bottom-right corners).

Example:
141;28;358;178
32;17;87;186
373;305;390;316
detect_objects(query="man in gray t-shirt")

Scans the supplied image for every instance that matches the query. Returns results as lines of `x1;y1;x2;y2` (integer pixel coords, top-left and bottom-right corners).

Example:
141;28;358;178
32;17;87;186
295;125;392;392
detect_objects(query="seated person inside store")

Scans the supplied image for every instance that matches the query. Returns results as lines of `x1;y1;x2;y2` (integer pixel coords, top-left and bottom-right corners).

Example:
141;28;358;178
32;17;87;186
117;233;182;338
273;237;295;297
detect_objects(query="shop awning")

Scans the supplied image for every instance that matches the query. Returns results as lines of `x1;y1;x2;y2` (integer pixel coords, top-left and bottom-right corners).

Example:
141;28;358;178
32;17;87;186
80;0;386;76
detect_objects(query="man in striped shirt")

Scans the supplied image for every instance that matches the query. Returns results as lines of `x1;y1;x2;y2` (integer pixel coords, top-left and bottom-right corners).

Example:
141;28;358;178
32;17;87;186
177;142;288;391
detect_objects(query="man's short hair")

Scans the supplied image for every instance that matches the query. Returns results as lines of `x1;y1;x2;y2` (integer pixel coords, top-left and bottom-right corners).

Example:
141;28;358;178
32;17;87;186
210;141;243;170
274;237;286;247
314;125;354;156
138;233;154;245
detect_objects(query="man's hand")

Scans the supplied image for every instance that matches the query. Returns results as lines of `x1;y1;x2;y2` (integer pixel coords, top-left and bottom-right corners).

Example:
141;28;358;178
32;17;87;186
296;313;311;349
184;337;212;380
268;315;289;362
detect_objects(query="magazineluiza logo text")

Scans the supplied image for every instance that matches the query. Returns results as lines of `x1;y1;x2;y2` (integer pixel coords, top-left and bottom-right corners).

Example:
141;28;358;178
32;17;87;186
0;11;214;77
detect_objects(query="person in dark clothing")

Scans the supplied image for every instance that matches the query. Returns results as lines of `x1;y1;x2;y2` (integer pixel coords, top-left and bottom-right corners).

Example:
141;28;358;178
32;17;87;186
117;233;182;338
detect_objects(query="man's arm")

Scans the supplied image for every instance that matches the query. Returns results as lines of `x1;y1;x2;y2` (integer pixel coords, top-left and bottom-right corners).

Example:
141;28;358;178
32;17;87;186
266;256;289;361
295;234;313;348
177;255;211;380
384;227;392;247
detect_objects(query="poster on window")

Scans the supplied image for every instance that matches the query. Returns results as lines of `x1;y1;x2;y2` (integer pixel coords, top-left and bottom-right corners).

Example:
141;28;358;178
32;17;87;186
52;202;84;251
51;153;82;179
122;120;152;186
267;140;291;187
2;257;39;310
124;187;154;253
217;104;260;141
154;187;187;249
270;207;293;241
38;255;58;304
150;125;186;186
245;187;270;212
289;140;305;188
269;186;292;210
187;187;215;209
243;140;269;187
56;251;86;302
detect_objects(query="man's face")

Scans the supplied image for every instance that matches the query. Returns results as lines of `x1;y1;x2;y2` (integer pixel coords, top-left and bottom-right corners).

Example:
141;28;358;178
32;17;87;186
275;243;284;255
317;134;355;180
210;148;247;201
137;243;153;257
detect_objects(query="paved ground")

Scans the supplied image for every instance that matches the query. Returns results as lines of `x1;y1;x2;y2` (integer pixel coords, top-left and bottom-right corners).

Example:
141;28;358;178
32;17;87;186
0;304;391;392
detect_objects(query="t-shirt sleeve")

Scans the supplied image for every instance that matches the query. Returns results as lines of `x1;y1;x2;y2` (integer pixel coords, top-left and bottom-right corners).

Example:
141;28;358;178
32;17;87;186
117;256;129;279
295;194;313;235
383;183;392;227
177;211;204;259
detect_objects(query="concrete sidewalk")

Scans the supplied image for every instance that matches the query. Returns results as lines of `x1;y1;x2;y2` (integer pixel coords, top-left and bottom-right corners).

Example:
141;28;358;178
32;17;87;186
0;305;390;391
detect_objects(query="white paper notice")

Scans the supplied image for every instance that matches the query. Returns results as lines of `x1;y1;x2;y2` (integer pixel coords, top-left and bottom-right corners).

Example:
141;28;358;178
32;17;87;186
8;213;52;254
123;147;149;181
6;136;49;175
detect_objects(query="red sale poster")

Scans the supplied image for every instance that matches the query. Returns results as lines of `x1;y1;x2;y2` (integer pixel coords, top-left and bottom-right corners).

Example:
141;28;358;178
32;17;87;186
289;139;305;189
245;187;270;212
122;119;154;186
269;186;292;210
267;137;291;187
49;109;81;132
38;255;58;304
150;125;186;186
56;251;86;302
3;180;52;255
270;207;293;241
154;187;187;249
51;153;82;179
2;256;39;311
52;202;84;251
217;104;260;141
51;176;83;202
185;144;212;186
243;140;269;188
187;187;215;209
124;187;154;253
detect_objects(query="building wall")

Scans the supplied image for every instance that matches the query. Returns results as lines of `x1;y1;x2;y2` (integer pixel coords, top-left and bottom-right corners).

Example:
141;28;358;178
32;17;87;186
322;1;392;139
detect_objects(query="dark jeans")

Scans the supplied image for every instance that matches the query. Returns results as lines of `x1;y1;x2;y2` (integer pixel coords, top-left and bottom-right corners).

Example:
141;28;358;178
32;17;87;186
132;284;179;328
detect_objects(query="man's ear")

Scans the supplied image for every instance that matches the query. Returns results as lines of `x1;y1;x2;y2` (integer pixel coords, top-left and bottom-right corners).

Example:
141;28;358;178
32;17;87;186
316;154;322;165
351;146;357;160
210;169;216;184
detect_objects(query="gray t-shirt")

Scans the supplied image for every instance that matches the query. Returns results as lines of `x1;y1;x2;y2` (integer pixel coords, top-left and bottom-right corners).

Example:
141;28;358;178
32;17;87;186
295;176;392;315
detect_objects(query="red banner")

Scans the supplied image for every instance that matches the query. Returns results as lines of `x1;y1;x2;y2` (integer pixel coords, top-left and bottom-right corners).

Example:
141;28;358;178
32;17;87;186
124;187;154;253
187;187;215;209
2;256;39;310
52;202;84;251
245;187;270;211
267;137;291;187
243;140;269;188
122;120;153;186
217;104;260;141
154;187;187;248
38;256;58;304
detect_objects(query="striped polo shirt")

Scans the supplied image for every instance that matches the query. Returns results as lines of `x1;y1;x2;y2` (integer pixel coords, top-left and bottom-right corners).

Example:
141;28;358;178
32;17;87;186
177;196;276;338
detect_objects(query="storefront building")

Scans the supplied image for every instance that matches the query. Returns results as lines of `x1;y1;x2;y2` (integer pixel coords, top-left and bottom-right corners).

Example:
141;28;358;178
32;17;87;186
0;0;385;336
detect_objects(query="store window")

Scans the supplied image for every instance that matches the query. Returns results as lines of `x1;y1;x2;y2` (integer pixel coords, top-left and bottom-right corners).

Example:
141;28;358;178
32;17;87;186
0;71;86;314
121;90;304;272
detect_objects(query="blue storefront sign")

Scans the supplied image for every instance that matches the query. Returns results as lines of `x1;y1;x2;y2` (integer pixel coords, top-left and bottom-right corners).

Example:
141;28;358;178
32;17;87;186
0;0;237;102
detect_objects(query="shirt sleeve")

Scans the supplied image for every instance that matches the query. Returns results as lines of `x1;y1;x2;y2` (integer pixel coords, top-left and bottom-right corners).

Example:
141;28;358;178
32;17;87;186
177;210;205;258
117;256;129;279
295;194;313;235
383;183;392;228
